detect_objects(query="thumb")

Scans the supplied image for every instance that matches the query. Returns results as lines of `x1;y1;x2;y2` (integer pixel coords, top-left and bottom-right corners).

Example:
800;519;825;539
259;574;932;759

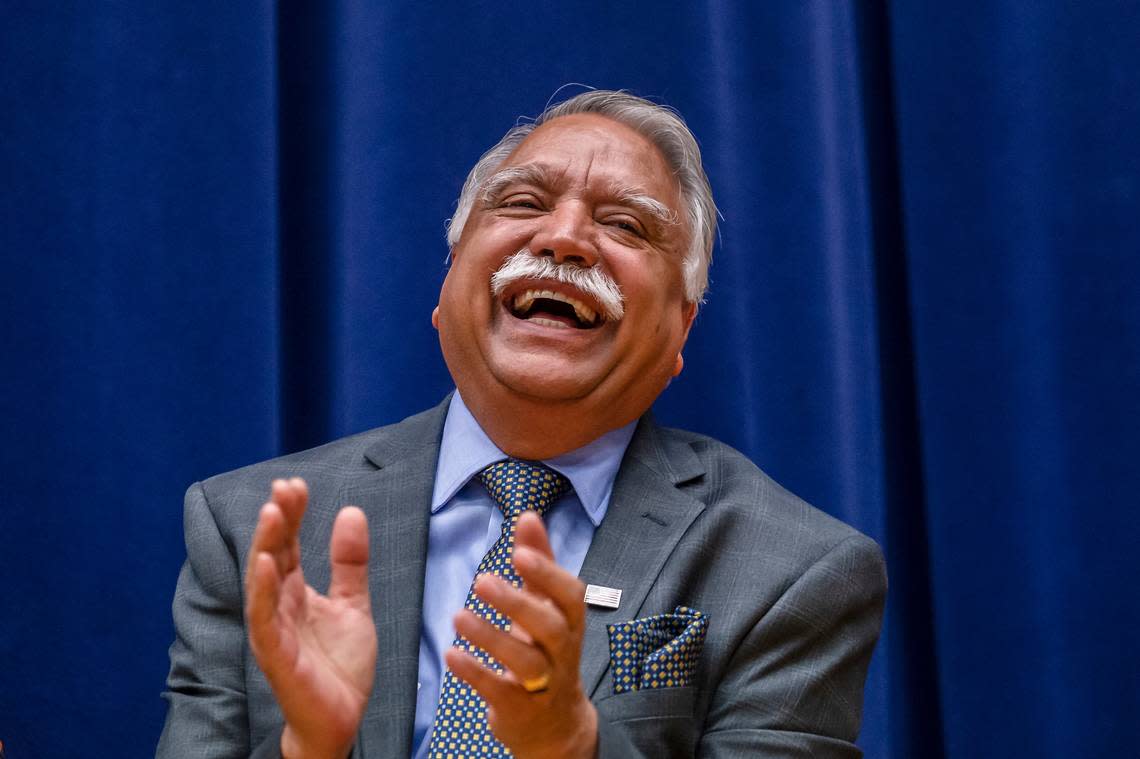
328;506;371;605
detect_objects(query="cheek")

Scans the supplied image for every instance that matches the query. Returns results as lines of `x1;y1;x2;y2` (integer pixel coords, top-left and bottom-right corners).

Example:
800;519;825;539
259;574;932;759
466;217;534;252
438;271;459;313
617;259;685;312
442;254;487;303
437;270;478;332
618;263;690;347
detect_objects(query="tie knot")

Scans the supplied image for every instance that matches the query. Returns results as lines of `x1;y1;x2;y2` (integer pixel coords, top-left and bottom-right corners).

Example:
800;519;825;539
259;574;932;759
478;459;570;518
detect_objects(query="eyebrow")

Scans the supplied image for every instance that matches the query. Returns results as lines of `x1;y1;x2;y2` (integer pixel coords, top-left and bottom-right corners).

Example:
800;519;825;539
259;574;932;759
611;188;679;229
480;163;680;231
479;164;553;205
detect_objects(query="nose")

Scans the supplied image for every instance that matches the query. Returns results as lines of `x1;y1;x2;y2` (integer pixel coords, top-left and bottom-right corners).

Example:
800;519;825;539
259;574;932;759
528;201;599;267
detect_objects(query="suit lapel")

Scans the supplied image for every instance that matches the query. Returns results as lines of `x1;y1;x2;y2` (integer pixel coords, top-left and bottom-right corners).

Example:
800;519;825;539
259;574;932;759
577;415;706;698
340;400;449;758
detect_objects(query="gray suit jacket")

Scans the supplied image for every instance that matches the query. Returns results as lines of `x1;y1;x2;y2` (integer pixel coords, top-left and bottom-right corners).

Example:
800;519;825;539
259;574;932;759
157;400;886;758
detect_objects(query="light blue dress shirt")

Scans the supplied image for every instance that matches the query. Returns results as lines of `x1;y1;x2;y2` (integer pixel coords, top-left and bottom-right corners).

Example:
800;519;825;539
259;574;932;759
411;392;637;758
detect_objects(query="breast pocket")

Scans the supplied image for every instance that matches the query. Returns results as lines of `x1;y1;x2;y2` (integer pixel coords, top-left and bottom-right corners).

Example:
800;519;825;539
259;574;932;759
595;686;698;756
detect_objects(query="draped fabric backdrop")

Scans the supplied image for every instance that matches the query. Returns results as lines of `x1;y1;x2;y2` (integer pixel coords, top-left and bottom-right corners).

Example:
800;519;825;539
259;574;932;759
2;2;1138;757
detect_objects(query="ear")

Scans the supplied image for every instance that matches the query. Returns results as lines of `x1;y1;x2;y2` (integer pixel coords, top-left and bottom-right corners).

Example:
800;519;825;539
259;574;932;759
681;301;698;334
671;302;698;377
431;306;440;330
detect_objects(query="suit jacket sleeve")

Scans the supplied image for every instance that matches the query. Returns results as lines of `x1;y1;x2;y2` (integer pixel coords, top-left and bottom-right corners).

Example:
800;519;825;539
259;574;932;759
156;482;285;759
595;533;887;759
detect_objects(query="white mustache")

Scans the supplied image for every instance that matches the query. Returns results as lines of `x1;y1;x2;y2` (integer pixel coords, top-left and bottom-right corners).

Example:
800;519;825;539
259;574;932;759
490;249;625;322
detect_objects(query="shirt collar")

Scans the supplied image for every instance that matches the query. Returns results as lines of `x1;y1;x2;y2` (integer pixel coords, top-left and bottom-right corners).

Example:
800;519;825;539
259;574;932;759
431;392;637;526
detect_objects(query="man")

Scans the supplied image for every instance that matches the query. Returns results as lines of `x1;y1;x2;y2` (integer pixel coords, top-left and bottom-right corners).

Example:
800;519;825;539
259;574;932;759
158;90;886;758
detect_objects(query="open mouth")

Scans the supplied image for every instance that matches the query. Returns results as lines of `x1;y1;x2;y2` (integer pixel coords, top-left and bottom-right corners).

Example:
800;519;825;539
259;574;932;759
506;287;601;330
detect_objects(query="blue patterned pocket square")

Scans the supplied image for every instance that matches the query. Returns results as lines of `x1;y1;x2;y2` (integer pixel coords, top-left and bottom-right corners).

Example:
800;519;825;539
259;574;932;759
606;605;709;694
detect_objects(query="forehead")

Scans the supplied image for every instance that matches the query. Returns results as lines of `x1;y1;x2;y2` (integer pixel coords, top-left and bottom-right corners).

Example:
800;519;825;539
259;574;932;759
500;114;681;202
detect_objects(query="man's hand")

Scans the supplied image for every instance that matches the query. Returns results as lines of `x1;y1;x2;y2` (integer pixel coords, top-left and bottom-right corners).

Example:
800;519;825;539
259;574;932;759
244;478;378;759
445;511;598;759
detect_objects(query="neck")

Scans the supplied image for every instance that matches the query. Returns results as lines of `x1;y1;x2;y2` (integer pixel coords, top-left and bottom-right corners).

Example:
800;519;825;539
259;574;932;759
458;387;643;460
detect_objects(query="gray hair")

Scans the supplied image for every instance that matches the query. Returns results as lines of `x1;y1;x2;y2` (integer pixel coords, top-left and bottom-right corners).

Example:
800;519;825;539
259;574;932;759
446;90;717;304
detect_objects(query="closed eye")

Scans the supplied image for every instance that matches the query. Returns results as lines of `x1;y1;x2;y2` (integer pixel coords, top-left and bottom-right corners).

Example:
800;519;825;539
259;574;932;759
604;217;647;238
499;194;544;211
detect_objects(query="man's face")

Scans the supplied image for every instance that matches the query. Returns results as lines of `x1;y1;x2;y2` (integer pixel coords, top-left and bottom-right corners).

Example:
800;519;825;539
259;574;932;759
435;113;696;436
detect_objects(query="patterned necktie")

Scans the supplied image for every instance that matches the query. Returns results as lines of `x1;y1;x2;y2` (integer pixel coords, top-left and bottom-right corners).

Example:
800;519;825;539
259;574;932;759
426;459;571;758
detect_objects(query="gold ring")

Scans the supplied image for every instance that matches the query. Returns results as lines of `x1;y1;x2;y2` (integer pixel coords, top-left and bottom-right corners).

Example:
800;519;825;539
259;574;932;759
521;671;551;693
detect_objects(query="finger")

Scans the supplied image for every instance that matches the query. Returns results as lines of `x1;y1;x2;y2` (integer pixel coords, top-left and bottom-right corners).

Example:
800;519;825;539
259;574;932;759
508;622;535;645
246;551;283;662
445;647;520;710
473;574;567;656
328;506;371;607
271;477;310;539
514;511;555;560
454;609;550;685
513;543;587;631
263;479;304;574
513;511;585;627
248;501;291;579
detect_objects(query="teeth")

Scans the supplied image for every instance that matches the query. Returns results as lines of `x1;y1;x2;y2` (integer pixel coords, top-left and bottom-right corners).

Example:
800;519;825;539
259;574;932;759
513;290;537;314
528;317;572;329
511;288;597;326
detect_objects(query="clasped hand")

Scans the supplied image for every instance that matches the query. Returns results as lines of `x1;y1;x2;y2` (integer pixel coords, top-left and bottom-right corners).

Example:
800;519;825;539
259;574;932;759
244;479;597;759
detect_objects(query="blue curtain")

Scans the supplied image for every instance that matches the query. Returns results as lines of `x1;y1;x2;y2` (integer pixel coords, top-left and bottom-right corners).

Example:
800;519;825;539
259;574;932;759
3;2;1137;756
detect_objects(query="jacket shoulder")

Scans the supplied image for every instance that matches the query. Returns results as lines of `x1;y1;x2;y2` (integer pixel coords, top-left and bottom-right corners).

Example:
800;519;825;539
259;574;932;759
193;401;447;515
654;424;878;555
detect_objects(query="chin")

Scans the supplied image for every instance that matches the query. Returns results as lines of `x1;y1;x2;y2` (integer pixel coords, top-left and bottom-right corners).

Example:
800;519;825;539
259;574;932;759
489;361;600;402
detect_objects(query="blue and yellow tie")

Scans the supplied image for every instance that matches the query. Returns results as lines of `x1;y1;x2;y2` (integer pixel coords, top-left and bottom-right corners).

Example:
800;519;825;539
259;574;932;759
426;459;571;758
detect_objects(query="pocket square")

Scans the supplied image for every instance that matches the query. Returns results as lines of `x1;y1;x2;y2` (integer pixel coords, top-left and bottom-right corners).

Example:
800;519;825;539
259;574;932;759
607;605;709;694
